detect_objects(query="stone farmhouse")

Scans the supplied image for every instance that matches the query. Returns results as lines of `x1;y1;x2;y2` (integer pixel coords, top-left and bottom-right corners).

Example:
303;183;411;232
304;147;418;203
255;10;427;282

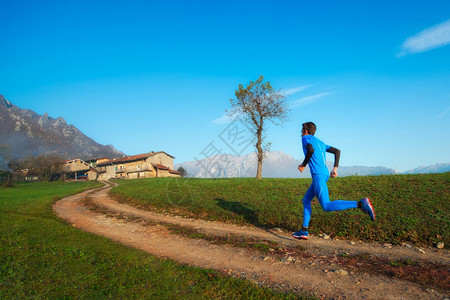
62;151;181;180
61;159;96;180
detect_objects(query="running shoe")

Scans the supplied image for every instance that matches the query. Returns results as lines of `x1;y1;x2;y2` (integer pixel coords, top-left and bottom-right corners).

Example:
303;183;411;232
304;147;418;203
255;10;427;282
360;197;376;221
292;230;309;240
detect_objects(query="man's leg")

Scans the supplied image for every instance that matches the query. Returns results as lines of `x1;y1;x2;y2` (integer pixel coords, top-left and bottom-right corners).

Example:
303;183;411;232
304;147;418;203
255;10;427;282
302;183;316;228
293;184;315;239
313;175;358;212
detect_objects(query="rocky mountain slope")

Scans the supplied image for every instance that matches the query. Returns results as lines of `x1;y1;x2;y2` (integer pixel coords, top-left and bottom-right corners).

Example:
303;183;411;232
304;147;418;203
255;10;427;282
0;95;125;167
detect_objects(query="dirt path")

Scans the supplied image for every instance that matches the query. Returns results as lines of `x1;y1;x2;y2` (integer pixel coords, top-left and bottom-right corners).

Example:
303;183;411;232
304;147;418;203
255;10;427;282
54;181;449;299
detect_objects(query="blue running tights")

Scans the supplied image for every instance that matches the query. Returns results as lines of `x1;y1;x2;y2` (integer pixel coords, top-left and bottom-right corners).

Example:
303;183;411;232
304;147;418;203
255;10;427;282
302;174;358;228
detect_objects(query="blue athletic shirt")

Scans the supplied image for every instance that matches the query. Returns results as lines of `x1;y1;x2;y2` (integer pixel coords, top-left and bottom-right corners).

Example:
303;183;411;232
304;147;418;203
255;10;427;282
301;135;330;176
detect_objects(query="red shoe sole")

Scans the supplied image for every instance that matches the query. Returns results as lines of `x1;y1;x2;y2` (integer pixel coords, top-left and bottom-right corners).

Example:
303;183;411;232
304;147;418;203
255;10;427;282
366;197;376;221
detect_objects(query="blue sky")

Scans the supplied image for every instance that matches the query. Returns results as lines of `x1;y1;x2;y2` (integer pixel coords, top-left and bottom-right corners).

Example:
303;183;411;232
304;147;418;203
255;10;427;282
1;0;449;171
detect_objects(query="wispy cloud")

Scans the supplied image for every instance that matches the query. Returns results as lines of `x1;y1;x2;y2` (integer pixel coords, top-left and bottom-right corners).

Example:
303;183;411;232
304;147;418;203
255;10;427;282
398;19;450;57
212;113;233;124
290;92;332;108
213;85;330;123
284;85;311;96
438;106;450;119
213;84;312;124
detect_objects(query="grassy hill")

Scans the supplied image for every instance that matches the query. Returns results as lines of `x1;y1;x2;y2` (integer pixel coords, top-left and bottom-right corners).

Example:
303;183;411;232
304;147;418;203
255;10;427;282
110;173;450;248
0;181;297;299
2;174;447;298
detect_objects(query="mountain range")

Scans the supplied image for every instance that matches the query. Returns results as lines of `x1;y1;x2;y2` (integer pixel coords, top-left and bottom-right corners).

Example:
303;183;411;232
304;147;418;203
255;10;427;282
402;163;450;175
1;95;448;176
0;95;124;168
175;151;450;178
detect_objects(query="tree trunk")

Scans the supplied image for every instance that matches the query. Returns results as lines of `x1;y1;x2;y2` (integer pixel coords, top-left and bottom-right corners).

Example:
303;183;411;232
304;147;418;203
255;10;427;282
256;154;263;179
256;123;263;179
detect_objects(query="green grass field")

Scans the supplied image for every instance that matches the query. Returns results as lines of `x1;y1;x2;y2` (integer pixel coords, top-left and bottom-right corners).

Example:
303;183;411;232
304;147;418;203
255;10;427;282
110;173;450;248
0;181;301;299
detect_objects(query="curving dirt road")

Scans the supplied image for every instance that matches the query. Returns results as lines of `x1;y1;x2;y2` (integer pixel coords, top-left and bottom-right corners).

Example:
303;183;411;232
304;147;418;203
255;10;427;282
53;181;449;299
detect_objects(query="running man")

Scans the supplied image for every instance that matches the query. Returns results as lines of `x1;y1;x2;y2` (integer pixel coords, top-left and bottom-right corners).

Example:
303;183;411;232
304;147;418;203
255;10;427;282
292;122;375;240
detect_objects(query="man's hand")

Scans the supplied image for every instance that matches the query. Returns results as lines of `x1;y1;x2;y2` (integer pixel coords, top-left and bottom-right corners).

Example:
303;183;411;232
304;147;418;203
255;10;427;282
298;165;305;173
330;167;338;178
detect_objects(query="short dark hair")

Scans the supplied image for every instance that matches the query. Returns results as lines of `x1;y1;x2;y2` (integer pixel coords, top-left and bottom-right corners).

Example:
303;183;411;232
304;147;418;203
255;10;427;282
302;122;316;135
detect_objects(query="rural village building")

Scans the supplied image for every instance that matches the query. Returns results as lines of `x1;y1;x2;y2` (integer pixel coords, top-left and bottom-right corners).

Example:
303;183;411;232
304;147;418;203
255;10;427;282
62;151;180;180
61;159;96;180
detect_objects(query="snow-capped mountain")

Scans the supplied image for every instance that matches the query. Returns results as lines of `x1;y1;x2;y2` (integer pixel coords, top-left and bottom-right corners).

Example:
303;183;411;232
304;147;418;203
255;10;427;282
176;151;398;178
403;163;450;174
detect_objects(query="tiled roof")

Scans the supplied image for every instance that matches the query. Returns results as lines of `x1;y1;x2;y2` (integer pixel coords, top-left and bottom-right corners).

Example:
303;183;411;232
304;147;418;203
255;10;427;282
96;160;113;166
59;159;82;164
153;163;169;170
169;169;181;174
85;157;109;162
96;151;175;166
60;159;90;166
113;153;154;163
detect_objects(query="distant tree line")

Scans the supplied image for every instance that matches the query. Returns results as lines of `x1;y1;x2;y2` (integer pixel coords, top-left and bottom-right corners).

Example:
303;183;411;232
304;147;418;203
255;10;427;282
2;154;66;184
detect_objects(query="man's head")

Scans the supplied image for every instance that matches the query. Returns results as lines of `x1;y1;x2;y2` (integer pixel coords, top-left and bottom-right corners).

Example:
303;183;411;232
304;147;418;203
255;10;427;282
301;122;316;136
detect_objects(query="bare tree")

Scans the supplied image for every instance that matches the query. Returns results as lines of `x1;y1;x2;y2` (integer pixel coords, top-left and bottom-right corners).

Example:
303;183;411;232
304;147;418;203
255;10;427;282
8;154;66;182
228;76;289;179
